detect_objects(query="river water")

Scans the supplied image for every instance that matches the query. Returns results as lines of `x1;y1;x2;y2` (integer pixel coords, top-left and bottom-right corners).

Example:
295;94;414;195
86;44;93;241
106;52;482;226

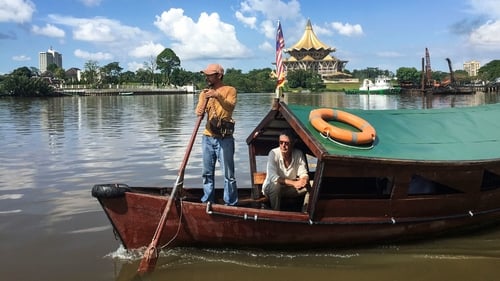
1;91;499;281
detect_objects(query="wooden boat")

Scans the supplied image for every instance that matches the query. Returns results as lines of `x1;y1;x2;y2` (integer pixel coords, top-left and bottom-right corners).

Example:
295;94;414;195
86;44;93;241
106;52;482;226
345;76;401;95
92;99;500;252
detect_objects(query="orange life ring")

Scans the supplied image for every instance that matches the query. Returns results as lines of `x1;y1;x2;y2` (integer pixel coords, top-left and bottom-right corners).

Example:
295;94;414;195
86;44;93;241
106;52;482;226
309;108;376;145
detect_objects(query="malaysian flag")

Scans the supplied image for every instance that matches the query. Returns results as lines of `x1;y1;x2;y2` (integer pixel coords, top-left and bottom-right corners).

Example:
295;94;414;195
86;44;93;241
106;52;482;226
275;21;286;89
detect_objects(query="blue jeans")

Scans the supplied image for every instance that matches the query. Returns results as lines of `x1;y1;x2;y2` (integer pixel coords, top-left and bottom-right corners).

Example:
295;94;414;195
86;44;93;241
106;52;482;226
201;135;238;205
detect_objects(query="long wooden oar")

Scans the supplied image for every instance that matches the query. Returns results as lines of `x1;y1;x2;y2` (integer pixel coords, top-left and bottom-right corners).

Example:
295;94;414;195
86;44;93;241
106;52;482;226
137;96;209;274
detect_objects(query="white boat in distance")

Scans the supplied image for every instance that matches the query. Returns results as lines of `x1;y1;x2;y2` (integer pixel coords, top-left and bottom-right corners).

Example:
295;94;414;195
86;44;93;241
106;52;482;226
346;76;401;95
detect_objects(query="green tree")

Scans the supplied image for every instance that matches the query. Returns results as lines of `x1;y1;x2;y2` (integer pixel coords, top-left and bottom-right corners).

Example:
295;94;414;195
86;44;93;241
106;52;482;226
170;68;201;87
46;63;59;74
1;68;55;97
287;69;315;88
54;68;66;81
396;67;421;86
350;67;394;80
156;48;180;86
135;68;150;85
101;62;123;85
143;56;157;85
120;71;136;85
454;70;469;85
223;68;251;92
82;60;100;87
246;68;275;92
29;67;40;77
11;66;33;77
305;72;325;91
478;60;500;82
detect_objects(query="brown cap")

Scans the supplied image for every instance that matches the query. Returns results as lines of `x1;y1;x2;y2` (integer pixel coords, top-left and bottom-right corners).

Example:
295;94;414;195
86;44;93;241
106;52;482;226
201;63;224;75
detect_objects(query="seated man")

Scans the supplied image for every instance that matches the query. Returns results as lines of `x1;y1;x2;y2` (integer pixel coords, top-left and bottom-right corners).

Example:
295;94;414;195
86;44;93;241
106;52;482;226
262;129;309;212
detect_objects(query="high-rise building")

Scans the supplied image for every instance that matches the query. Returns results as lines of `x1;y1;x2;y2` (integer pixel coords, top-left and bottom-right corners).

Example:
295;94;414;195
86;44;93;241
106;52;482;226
39;47;63;72
463;60;480;77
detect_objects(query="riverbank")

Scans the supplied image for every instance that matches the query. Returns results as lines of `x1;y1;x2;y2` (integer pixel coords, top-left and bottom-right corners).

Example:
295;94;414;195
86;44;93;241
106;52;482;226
58;87;190;96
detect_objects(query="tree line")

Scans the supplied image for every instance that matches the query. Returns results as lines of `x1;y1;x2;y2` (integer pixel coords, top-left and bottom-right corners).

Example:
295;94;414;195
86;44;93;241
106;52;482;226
1;47;499;97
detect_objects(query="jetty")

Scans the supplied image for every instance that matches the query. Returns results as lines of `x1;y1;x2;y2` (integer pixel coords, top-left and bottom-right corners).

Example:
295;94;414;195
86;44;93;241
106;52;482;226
58;86;193;96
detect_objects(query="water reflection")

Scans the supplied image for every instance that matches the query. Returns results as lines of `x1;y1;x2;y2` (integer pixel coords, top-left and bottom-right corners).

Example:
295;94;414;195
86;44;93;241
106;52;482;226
110;228;500;281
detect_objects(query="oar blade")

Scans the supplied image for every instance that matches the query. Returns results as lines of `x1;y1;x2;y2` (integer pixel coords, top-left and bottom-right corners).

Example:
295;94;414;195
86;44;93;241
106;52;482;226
137;245;158;275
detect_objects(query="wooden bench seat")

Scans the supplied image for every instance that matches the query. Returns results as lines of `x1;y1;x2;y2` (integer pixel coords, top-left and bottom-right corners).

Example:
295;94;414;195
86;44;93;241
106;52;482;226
250;172;312;212
252;172;269;203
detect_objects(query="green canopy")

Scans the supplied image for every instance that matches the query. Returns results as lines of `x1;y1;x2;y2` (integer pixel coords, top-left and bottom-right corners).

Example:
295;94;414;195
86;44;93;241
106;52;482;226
289;103;500;161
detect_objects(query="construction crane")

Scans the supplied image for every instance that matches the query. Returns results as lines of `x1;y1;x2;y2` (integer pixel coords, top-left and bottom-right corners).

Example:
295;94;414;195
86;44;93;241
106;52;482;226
425;47;432;86
445;58;455;85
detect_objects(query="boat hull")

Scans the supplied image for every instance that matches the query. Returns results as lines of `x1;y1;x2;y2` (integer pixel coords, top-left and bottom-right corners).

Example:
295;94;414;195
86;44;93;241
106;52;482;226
95;189;500;250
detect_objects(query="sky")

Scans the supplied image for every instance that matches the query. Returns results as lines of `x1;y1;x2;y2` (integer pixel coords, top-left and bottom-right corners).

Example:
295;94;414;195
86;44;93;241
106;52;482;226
1;0;500;75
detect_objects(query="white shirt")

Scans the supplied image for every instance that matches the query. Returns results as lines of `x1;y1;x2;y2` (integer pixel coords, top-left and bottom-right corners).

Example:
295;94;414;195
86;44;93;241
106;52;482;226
262;147;308;195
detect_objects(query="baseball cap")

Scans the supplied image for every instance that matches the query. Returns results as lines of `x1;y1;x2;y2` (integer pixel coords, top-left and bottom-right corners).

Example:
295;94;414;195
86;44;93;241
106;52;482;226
201;63;224;75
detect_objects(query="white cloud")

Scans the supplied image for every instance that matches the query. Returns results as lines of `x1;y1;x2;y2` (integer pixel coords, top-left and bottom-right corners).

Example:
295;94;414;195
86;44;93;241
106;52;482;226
32;24;65;38
465;0;500;50
258;41;273;51
467;0;500;18
48;14;144;44
235;11;257;29
312;24;333;37
127;61;144;72
0;0;35;23
468;20;500;49
129;41;165;58
74;49;113;61
12;55;31;61
331;22;363;36
234;0;308;57
236;0;303;39
260;19;276;39
153;8;250;60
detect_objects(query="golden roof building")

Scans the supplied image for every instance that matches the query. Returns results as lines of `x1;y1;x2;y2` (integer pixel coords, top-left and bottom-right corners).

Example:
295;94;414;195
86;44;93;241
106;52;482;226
284;20;348;79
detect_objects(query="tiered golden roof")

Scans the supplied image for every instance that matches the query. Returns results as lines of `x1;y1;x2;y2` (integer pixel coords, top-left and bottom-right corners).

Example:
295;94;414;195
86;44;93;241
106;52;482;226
288;19;333;51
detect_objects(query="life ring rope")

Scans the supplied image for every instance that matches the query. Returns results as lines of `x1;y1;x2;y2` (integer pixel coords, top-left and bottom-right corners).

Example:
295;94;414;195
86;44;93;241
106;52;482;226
319;130;375;150
309;108;376;147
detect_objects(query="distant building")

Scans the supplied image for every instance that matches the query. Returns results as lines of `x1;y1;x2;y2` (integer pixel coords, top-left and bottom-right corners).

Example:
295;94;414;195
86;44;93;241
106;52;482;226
65;67;81;82
39;47;63;72
283;20;348;80
463;60;480;77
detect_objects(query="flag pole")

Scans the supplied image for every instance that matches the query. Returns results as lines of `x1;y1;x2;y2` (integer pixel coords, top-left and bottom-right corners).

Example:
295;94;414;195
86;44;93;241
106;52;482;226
275;20;285;100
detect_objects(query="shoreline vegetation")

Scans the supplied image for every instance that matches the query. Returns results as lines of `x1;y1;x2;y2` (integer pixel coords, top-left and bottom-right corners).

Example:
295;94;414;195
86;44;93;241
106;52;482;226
0;77;365;97
1;44;499;97
0;83;363;97
2;61;499;97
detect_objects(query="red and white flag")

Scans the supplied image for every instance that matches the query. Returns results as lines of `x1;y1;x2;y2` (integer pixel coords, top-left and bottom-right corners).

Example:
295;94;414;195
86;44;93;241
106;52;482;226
275;21;286;89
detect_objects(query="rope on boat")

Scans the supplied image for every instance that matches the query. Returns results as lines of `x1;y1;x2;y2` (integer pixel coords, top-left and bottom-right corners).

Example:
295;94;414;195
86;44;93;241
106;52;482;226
320;131;375;150
159;197;184;250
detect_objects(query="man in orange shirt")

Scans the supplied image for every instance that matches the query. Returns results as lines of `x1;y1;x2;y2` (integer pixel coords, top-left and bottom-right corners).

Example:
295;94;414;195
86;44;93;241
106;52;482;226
195;63;238;206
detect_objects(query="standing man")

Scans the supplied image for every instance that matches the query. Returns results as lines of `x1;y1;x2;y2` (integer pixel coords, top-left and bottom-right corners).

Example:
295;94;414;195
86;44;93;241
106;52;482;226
195;63;238;206
262;129;309;211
